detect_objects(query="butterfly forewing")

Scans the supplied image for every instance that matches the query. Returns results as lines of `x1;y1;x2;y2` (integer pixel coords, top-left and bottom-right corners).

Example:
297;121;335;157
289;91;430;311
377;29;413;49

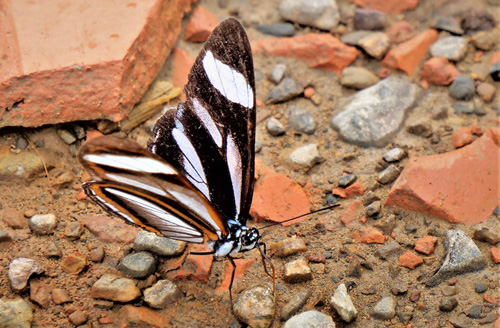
78;136;228;243
149;18;256;226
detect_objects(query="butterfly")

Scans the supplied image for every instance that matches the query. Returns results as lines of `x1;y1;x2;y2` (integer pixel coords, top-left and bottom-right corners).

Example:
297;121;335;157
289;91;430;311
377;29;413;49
78;18;274;305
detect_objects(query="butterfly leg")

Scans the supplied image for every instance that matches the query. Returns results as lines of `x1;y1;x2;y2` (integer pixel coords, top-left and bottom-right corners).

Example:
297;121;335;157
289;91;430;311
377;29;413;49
258;242;276;296
227;255;237;312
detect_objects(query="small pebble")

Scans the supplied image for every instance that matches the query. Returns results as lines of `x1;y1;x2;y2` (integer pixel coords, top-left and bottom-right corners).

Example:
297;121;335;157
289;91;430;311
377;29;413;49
288;107;316;135
449;75;475;100
372;296;396;320
281;289;311;320
383;148;405;162
134;230;186;256
57;129;77;145
358;32;391;59
377;165;400;184
257;23;295;37
284;310;335;328
8;258;45;292
269;63;287;84
430;36;468;61
73;125;86;139
353;8;386;30
453;103;475;114
29;281;51;308
288;143;322;170
29;214;57;234
118;251;157;279
409;290;421;302
466;304;483;319
89;246;105;262
0;208;28;229
476;82;496;103
68;310;88;326
61;252;88;274
376;241;402;259
432;15;463;35
266;117;286;136
439;297;458;311
284;257;312;283
16;136;29;149
471;30;496;50
406;120;433;137
233;283;274;328
330;283;358;322
278;0;340;30
44;242;62;258
478;312;499;324
266;77;304;104
64;222;83;239
340;66;379;89
51;288;72;304
143;280;184;309
365;201;381;217
270;238;307;257
473;227;500;245
91;274;141;302
338;174;357;187
474;282;487;293
441;285;457;296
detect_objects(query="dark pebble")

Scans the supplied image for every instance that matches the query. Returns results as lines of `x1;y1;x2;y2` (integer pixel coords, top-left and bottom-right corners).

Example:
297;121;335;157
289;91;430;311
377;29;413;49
466;304;482;319
409;290;421;302
439;297;458;312
288;107;316;135
353;8;386;30
474;282;487;293
266;78;304;104
338;174;357;187
452;103;475;114
323;194;338;206
432;15;463;35
460;11;496;33
449;75;475;100
256;23;295;37
391;284;408;295
490;62;500;82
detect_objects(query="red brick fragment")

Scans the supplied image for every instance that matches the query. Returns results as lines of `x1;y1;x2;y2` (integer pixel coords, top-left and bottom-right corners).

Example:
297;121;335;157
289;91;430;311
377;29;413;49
414;236;438;255
184;6;219;42
250;165;311;226
304;87;315;98
398;250;424;269
452;126;483;148
420;57;460;85
120;305;169;328
382;29;438;76
218;258;256;291
491;247;500;264
352;0;418;14
171;47;194;90
484;294;499;304
352;227;387;244
385;132;499;225
333;181;365;199
163;244;213;283
341;200;364;226
0;0;192;128
253;34;358;74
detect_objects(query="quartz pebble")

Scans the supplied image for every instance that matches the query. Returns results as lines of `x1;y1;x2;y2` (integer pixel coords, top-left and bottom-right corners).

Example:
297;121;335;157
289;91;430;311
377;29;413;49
266;117;286;136
8;258;45;292
430;36;468;61
284;310;335;328
372;296;396;320
383;148;405;162
28;214;57;234
57;129;77;144
330;283;358;322
270;238;307;257
269;63;287;84
288;143;322;170
377;165;400;184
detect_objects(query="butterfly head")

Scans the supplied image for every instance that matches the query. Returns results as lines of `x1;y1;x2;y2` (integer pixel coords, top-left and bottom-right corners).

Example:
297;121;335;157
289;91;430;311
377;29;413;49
239;226;260;252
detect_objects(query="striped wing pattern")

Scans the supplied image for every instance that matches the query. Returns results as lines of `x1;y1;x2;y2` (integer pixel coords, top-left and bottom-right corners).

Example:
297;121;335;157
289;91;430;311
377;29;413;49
149;18;256;226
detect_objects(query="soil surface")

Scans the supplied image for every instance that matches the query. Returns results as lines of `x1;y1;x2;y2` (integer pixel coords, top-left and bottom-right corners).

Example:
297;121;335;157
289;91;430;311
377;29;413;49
0;0;499;327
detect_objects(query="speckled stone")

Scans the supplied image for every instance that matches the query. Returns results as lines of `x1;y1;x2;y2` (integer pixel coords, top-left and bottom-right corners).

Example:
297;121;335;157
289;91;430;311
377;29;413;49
233;283;275;328
143;280;184;309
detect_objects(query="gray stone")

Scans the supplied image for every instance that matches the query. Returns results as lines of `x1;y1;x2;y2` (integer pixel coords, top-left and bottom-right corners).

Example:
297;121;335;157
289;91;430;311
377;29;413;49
471;30;496;50
134;230;186;256
473;226;500;245
288;107;316;135
331;77;417;147
288;143;322;170
8;258;45;292
266;117;286;136
269;63;287;84
441;286;457;296
44;242;62;258
340;67;379;89
377;164;400;184
73;125;86;140
266;78;304;104
383;148;405;162
449;75;475;100
430;36;468;61
284;257;312;283
234;283;275;328
376;241;402;259
281;289;312;320
0;298;33;328
353;8;386;30
0;150;44;177
478;313;499;324
56;129;77;145
372;296;396;320
432;15;463;35
452;103;475;114
284;310;335;328
365;201;381;217
143;280;184;309
16;137;28;150
340;30;372;46
427;230;486;287
466;304;482;318
117;251;157;279
474;282;487;293
28;213;57;235
329;283;357;322
338;174;357;187
279;0;340;30
257;23;295;37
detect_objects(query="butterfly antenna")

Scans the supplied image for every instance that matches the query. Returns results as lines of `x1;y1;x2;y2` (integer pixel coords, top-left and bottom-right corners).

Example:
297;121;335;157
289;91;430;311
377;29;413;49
259;203;340;230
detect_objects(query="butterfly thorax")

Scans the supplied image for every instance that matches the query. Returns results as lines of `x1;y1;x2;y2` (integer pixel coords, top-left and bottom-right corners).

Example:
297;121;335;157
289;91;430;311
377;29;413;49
210;220;259;258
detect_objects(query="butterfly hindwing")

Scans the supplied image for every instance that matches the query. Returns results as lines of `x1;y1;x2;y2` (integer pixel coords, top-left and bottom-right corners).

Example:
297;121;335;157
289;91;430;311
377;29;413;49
149;18;256;226
78;136;227;243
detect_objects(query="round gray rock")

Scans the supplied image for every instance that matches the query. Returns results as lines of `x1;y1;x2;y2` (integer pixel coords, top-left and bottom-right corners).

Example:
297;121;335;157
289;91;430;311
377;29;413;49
449;75;475;100
279;0;340;30
117;251;156;279
284;310;335;328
